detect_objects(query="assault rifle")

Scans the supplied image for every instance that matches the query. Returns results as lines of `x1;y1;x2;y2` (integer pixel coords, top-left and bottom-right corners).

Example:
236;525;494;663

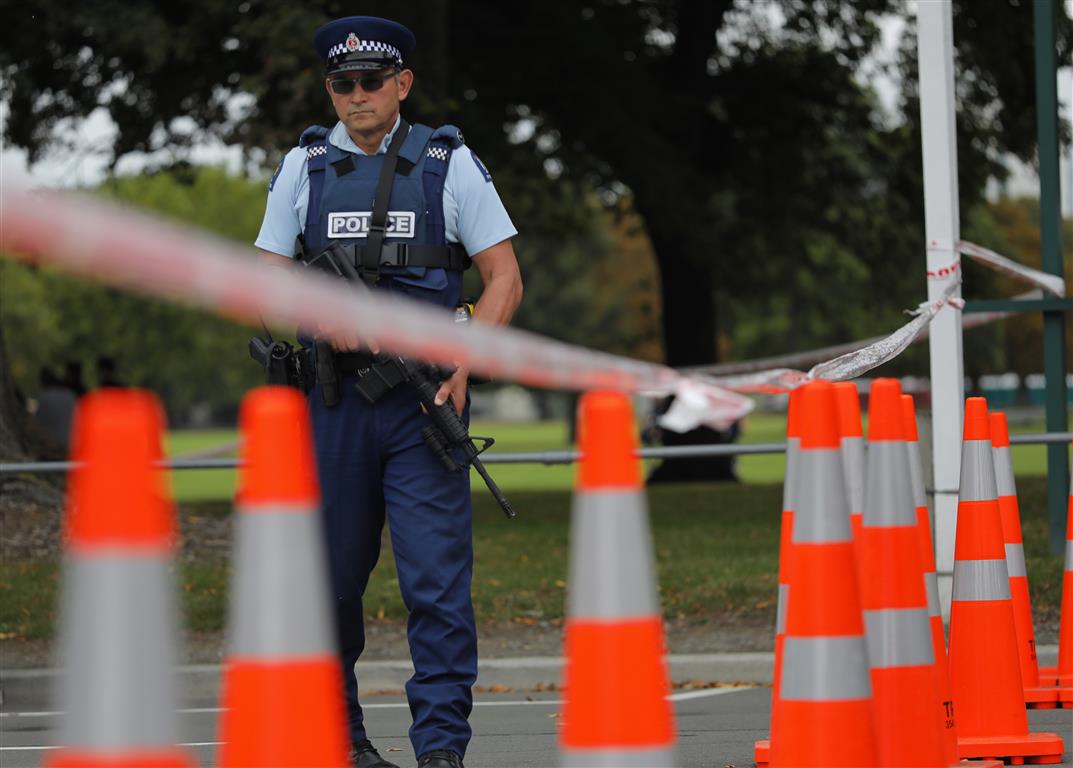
306;243;516;520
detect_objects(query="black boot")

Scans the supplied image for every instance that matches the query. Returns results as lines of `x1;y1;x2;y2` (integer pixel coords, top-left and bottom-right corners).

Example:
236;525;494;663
349;739;401;768
416;749;464;768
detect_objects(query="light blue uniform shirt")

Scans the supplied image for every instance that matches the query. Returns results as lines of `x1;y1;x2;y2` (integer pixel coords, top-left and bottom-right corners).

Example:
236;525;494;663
255;116;517;258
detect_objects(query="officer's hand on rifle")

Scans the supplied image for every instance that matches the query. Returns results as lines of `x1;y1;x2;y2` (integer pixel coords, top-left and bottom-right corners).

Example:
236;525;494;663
316;320;380;355
434;364;469;417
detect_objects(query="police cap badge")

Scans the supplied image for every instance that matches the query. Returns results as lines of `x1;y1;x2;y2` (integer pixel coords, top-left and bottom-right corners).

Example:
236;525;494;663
313;16;416;75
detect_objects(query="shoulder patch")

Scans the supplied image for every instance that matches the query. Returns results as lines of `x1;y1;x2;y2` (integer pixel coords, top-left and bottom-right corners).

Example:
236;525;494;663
268;156;285;191
470;151;493;183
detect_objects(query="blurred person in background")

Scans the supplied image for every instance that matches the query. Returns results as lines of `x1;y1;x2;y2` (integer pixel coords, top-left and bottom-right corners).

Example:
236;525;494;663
62;360;86;397
33;368;76;452
95;355;123;388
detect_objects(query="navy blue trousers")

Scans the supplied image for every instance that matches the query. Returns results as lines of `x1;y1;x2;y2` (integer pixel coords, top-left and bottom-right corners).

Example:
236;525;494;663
310;376;476;758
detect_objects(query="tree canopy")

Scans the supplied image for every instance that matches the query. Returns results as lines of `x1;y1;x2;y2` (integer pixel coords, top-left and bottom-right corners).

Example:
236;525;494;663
4;0;1068;369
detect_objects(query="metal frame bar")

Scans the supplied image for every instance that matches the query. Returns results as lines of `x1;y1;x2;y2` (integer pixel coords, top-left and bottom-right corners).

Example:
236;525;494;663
964;298;1073;314
1034;0;1070;554
3;433;1068;474
917;0;964;619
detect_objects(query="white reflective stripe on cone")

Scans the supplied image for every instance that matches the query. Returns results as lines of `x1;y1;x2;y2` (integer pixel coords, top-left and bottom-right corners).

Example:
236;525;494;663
841;435;866;517
561;746;676;767
1065;539;1072;571
568;491;660;619
783;436;800;513
776;584;789;635
230;506;336;657
864;608;935;668
958;441;998;503
57;556;180;749
793;450;853;544
924;572;941;618
993;445;1016;497
1005;543;1027;579
906;441;928;510
952;559;1012;601
863;442;916;528
781;636;872;700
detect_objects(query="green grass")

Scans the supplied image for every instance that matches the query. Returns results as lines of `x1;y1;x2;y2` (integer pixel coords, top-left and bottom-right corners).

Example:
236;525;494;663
734;412;1069;484
0;561;60;640
164;429;240;503
163;420;583;502
2;477;1064;640
165;429;239;456
162;414;1068;502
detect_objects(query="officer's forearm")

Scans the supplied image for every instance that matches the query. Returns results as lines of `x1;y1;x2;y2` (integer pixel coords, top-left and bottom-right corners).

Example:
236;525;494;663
471;240;523;328
258;249;295;269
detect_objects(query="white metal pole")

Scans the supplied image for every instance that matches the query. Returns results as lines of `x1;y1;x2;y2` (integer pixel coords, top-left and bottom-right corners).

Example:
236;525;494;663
916;0;964;621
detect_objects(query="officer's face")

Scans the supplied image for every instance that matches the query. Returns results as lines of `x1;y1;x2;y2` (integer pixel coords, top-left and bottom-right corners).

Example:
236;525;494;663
326;67;413;138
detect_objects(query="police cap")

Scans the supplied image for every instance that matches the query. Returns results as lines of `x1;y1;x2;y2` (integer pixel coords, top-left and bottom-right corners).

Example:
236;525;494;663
313;16;416;75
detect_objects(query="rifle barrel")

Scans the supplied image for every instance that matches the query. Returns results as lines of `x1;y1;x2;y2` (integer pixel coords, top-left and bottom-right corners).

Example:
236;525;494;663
471;457;515;519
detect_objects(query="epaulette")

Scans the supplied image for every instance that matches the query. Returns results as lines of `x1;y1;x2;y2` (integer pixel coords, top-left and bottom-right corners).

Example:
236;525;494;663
429;124;465;150
299;125;330;148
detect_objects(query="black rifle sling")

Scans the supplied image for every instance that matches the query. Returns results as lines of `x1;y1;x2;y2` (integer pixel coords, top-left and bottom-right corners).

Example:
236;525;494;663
363;118;411;284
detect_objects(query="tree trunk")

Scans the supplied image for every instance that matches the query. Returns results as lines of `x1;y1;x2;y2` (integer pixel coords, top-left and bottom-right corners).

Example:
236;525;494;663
643;222;738;483
0;330;29;462
0;330;65;514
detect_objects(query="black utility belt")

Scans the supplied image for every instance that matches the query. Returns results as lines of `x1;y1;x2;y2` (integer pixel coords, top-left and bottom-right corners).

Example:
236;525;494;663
333;351;376;375
329;242;470;271
319;349;413;405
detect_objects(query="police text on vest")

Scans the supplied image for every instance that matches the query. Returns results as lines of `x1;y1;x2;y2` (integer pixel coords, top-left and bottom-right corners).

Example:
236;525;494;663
327;211;417;238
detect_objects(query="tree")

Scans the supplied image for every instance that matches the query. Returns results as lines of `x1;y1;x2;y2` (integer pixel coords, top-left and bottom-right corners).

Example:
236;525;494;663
0;168;269;425
0;321;66;512
6;1;1066;352
960;198;1073;376
3;0;1069;480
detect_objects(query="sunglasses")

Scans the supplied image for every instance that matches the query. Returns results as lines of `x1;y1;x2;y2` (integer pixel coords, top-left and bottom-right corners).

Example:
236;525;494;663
329;71;396;95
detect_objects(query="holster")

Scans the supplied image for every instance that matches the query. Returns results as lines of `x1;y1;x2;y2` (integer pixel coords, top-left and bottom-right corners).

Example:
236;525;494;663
313;339;341;407
248;337;314;392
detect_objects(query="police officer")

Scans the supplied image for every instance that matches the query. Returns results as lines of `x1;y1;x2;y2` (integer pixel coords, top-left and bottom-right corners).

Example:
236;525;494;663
254;16;522;768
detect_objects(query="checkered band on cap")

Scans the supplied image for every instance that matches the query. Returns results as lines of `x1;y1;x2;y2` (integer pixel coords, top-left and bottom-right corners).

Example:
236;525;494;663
427;146;448;161
327;38;402;65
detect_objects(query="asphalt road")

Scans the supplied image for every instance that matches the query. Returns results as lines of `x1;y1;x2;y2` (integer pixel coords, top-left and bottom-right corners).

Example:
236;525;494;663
2;686;1071;768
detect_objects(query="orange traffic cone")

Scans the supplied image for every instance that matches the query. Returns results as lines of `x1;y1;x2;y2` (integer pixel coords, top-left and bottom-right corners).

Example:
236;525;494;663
948;398;1064;763
901;394;960;766
1058;486;1073;706
1037;485;1072;705
755;386;805;768
559;390;676;767
217;387;349;768
834;381;866;547
769;380;878;768
859;379;947;767
45;389;194;768
990;411;1059;709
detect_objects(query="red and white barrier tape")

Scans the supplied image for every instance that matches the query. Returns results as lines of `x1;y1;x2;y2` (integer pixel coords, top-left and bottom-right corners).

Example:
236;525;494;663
926;258;961;280
0;187;752;430
688;238;1062;391
939;238;1064;296
806;282;963;381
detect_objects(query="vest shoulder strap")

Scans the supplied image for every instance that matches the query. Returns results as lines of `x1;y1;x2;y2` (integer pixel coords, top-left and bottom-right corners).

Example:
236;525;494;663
422;124;465;245
398;123;434;164
300;126;331;243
